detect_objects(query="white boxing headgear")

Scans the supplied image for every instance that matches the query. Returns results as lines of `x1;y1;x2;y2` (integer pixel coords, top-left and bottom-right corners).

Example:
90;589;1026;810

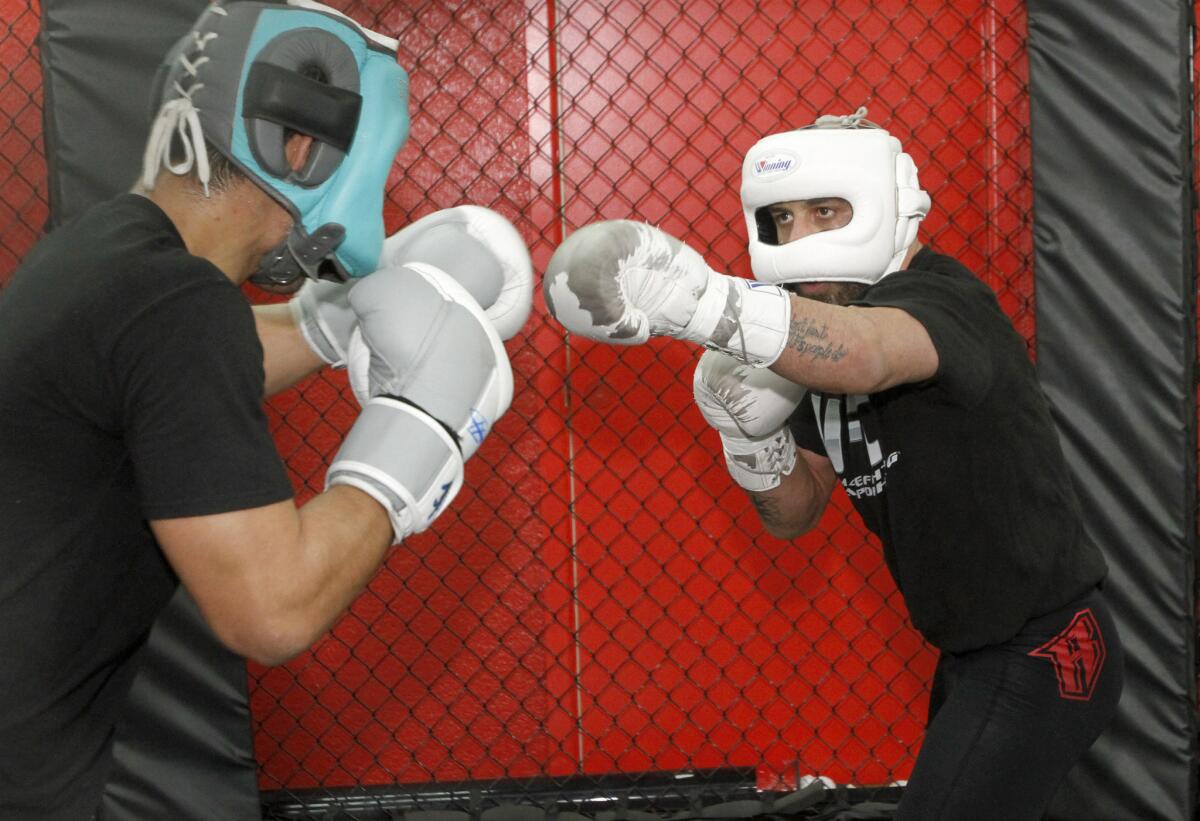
740;108;931;286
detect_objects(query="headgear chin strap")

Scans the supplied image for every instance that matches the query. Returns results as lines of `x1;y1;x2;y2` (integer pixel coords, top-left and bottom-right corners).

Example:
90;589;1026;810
143;0;410;289
740;108;931;286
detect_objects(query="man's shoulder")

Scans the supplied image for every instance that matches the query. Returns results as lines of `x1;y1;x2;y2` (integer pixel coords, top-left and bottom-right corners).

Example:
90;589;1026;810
865;247;996;305
21;193;220;291
901;247;982;285
7;194;249;359
48;192;176;253
89;194;222;285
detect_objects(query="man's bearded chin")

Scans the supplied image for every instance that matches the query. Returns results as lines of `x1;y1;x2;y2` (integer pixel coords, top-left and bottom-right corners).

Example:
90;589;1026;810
784;281;870;306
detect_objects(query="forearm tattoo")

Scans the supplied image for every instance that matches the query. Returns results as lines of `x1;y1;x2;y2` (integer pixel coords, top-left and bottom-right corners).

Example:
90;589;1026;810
788;314;848;362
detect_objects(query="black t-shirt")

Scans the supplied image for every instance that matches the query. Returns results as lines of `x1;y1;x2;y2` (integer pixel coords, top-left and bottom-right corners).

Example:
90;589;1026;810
788;247;1107;653
0;194;293;819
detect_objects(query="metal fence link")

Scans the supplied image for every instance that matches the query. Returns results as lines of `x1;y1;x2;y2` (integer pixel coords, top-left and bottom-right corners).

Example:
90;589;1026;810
0;0;1038;814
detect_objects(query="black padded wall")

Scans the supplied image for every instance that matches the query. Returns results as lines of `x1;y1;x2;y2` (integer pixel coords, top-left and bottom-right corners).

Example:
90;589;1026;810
1027;2;1197;819
40;0;205;224
99;591;263;821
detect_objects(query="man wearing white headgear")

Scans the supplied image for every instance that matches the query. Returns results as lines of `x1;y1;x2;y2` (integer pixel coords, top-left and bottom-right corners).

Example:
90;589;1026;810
544;108;1122;820
740;107;929;298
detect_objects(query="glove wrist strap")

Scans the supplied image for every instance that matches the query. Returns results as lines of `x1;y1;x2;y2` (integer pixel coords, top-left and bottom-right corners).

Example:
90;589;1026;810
682;271;791;367
327;397;465;542
289;281;353;368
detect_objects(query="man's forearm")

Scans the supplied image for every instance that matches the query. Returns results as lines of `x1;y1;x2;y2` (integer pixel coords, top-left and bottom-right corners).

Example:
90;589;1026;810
254;303;326;395
746;449;834;540
770;294;938;395
277;485;397;655
768;295;887;395
152;485;395;667
242;486;396;665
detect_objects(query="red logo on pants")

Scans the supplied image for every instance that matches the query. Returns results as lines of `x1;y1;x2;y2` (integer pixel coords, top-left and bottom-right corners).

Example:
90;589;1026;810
1028;608;1107;701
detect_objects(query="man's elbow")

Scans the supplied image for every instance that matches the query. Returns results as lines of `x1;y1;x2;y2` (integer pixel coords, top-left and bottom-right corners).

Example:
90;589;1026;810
239;634;309;668
835;344;892;395
841;316;936;394
761;516;816;541
750;492;820;540
207;606;322;667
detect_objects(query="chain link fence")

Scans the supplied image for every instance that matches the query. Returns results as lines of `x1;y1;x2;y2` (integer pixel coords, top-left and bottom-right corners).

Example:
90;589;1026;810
251;0;1035;810
0;0;1039;815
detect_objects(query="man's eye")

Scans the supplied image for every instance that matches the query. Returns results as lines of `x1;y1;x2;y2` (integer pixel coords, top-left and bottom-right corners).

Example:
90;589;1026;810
815;207;835;219
773;212;793;224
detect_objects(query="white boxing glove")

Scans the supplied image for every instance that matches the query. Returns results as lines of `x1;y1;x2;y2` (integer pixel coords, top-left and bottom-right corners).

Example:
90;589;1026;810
693;349;807;491
380;205;533;340
289;205;533;367
543;220;791;366
327;263;513;542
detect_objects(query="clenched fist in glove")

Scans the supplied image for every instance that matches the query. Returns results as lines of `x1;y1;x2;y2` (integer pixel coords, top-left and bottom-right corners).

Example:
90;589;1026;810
543;221;791;366
693;349;807;491
290;205;533;368
327;262;513;542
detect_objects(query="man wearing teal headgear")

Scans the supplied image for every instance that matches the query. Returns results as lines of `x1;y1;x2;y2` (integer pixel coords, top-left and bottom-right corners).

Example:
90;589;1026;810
142;0;410;290
0;2;530;817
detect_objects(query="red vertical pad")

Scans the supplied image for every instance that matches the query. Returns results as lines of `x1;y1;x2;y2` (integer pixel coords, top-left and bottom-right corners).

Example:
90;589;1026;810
0;0;45;284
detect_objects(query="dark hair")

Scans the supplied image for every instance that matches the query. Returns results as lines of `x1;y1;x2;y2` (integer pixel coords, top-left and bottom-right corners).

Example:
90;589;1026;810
156;125;246;194
202;141;245;193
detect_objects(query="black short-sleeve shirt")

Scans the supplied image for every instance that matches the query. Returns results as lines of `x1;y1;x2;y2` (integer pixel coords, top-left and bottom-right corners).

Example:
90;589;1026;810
788;247;1107;652
0;194;293;819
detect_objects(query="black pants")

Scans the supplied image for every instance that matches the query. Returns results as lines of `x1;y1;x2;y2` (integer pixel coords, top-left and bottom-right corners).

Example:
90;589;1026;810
895;588;1123;821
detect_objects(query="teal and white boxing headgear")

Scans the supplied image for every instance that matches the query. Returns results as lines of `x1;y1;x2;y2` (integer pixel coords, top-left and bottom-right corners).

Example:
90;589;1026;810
142;0;409;288
740;108;931;286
